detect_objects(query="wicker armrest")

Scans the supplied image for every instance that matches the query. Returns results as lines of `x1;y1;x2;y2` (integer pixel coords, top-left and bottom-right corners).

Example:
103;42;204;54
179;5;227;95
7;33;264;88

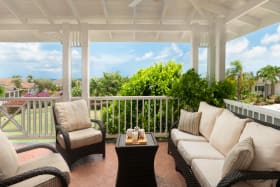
91;119;106;139
56;125;71;151
0;166;68;187
217;170;280;187
16;143;57;153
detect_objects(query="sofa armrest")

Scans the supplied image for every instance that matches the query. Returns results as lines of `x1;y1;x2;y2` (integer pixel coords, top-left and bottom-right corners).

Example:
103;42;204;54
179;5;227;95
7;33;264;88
91;119;106;142
0;166;68;187
16;143;57;153
217;170;280;187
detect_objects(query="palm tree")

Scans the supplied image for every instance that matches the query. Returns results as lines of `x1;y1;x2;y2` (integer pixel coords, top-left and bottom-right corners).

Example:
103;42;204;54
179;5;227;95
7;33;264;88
257;65;280;97
226;60;243;100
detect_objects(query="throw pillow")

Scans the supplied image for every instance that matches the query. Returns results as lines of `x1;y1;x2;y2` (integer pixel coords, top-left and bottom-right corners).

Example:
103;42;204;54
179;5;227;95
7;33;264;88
178;109;202;135
222;137;255;178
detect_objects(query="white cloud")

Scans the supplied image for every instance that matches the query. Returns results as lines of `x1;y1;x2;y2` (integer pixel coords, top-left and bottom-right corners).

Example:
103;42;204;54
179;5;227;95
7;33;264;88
226;37;249;54
244;46;267;59
270;44;280;57
0;43;62;78
154;43;184;61
171;43;183;57
91;53;134;65
136;51;154;61
261;24;280;45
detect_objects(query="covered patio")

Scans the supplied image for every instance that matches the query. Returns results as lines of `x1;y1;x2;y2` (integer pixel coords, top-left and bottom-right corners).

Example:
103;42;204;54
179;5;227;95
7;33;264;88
0;0;280;102
1;0;280;187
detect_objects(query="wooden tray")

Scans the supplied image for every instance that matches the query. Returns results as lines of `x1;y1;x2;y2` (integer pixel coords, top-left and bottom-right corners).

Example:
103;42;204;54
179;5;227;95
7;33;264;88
125;134;147;145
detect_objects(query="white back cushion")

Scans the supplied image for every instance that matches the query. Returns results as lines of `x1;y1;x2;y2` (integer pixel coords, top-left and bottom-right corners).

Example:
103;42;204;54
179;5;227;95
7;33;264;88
209;109;249;155
239;122;280;187
54;99;91;132
198;102;224;140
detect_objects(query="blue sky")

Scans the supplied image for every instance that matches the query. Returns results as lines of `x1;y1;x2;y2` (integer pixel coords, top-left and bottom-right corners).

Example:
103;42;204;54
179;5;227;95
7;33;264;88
0;22;279;79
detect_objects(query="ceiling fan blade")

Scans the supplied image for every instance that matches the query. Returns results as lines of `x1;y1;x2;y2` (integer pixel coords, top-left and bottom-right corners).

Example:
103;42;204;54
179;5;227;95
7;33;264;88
128;0;143;7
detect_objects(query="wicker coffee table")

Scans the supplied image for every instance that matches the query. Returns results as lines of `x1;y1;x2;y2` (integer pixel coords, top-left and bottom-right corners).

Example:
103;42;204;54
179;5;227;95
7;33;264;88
115;132;158;187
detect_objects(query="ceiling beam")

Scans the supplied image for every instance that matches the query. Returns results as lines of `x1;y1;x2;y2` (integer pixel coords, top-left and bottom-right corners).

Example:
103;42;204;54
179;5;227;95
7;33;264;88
225;0;269;23
64;0;81;24
188;0;206;18
101;0;109;23
132;7;137;24
198;0;229;16
0;23;200;32
238;15;260;26
160;0;170;24
0;0;26;24
32;0;54;24
261;1;280;15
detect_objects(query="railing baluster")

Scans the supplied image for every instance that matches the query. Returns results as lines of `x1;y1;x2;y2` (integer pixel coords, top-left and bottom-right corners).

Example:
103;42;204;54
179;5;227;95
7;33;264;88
118;99;120;133
160;98;162;134
165;98;168;133
148;99;150;132
154;98;156;134
39;100;42;137
124;100;126;130
142;99;144;128
130;98;132;128
136;98;138;127
27;101;31;136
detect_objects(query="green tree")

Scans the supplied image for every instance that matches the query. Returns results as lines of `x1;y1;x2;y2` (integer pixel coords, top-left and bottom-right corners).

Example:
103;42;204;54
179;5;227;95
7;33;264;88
121;61;181;96
226;60;243;100
171;69;235;111
34;79;55;92
27;74;34;83
171;69;209;111
103;61;182;133
12;78;22;89
0;86;5;97
257;65;280;96
72;86;81;96
90;72;128;96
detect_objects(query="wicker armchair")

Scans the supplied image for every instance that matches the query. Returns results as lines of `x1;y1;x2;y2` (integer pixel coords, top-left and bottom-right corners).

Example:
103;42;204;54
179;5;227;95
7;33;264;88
0;130;70;187
53;99;106;169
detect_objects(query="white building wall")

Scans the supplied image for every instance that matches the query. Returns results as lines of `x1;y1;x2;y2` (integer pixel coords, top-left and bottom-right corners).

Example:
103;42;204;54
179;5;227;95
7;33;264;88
275;82;280;96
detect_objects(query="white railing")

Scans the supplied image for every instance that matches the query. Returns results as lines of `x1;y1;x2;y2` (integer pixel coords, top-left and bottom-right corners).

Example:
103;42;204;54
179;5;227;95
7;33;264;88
0;96;179;139
89;96;178;138
0;97;60;139
224;99;280;126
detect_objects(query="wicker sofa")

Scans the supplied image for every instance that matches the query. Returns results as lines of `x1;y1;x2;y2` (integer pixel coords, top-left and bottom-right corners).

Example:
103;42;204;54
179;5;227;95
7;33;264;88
168;102;280;187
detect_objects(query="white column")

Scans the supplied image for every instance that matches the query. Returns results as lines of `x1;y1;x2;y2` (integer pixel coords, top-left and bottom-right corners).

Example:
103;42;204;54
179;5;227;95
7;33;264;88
207;24;216;82
62;23;72;101
191;24;199;72
215;18;226;81
81;24;90;101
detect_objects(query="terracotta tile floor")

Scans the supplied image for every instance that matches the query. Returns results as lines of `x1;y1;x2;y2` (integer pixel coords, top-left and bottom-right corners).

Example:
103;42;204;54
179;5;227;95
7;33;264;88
17;142;186;187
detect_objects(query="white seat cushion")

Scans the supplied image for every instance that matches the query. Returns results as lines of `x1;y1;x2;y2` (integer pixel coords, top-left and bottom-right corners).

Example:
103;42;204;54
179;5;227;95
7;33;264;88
198;102;224;140
54;99;91;132
177;141;224;165
192;159;252;187
171;128;207;147
239;122;280;187
11;153;70;187
57;128;103;149
209;109;249;155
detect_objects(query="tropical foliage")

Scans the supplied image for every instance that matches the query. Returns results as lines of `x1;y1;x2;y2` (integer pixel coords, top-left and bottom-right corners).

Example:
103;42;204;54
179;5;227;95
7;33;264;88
102;61;182;134
0;86;4;97
171;69;235;111
257;65;280;96
90;72;128;96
